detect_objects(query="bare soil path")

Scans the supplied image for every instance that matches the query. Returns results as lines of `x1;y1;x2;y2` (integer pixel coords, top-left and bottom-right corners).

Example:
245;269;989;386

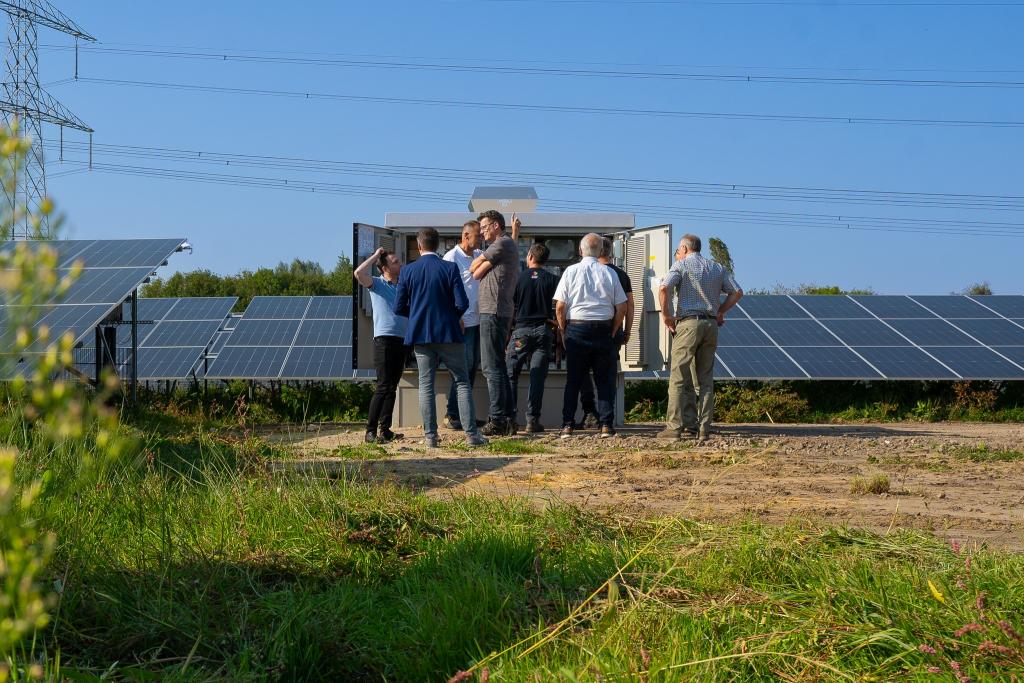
264;422;1024;549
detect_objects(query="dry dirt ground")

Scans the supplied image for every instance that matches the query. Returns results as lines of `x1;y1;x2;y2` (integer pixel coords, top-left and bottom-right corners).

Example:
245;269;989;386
263;422;1024;549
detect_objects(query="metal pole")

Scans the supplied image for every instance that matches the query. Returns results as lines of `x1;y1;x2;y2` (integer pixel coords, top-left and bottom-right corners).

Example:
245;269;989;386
130;289;138;405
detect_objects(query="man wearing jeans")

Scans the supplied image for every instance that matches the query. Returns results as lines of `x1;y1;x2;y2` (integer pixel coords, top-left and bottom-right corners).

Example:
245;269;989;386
507;243;559;432
394;228;488;448
442;220;483;430
657;234;743;442
554;233;627;440
470;210;520;436
354;247;408;444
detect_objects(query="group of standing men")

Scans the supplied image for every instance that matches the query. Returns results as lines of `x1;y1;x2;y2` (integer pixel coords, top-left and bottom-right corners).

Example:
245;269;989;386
355;209;742;447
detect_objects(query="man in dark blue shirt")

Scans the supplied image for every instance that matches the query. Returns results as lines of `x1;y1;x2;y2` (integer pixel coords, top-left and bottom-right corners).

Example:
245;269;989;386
507;243;560;432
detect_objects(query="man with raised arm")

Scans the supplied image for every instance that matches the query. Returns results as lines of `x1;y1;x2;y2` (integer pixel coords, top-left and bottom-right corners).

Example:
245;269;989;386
657;234;743;442
354;247;408;444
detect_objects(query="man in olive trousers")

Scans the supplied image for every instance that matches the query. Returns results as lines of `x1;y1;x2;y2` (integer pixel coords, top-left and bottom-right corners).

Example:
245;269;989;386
657;234;743;441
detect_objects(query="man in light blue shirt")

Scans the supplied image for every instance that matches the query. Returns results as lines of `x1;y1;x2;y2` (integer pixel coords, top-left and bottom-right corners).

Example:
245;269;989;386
441;219;482;430
355;247;409;444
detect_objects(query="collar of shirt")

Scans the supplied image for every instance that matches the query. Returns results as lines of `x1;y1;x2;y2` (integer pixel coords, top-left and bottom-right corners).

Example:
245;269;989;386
419;252;439;258
581;256;598;265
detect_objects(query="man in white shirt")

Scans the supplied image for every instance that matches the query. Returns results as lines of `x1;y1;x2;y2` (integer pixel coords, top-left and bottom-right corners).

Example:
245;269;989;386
441;220;483;430
553;233;627;439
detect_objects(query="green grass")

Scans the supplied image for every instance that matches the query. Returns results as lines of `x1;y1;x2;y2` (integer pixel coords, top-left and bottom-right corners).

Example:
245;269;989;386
486;439;553;455
950;443;1024;463
849;473;892;495
331;442;389;460
7;413;1024;681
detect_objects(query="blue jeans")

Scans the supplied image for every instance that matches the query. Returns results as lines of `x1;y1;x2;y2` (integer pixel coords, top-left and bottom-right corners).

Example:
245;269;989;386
506;323;552;421
479;314;513;422
445;324;480;421
562;322;616;428
414;344;480;440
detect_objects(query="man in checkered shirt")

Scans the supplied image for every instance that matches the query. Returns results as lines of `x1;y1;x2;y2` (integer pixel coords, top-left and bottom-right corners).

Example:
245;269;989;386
657;234;743;441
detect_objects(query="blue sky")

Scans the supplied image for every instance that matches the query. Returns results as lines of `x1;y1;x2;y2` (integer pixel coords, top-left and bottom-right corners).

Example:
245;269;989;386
39;0;1024;294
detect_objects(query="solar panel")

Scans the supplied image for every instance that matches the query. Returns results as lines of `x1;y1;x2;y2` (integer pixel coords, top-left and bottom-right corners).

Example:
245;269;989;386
295;319;352;346
306;296;353;319
0;239;187;364
737;295;809;319
947;319;1024;346
142;320;224;348
818;319;911;347
281;346;353;379
717;320;774;346
853;347;958;379
909;296;998;319
887;319;980;346
969;296;1024;318
850;296;934;319
757;319;842;346
243;296;311;319
205;296;358;380
784;347;883;379
790;295;872;319
924;347;1024;379
993;347;1024;366
228;319;301;346
716;347;806;379
207;346;290;379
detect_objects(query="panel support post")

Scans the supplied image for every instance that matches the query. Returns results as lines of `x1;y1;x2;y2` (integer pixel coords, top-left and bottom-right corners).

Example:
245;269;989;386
130;289;138;405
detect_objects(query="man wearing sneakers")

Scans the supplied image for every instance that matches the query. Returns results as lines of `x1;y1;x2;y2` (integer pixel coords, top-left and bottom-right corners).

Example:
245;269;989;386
554;233;627;440
394;228;488;449
657;234;743;442
507;242;559;433
470;210;520;436
441;220;483;431
354;247;409;444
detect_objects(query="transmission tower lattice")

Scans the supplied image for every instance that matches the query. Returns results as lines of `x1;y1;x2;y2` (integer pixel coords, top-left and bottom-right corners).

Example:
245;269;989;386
0;0;93;239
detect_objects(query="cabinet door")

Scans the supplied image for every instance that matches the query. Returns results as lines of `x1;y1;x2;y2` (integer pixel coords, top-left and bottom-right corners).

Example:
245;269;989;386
619;224;673;373
352;223;397;371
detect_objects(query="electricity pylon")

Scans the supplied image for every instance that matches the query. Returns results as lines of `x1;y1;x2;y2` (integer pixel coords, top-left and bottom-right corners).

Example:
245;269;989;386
0;0;93;238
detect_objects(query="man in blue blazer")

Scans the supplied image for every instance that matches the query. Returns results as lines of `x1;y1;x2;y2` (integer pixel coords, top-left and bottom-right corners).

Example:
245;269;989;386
394;227;488;448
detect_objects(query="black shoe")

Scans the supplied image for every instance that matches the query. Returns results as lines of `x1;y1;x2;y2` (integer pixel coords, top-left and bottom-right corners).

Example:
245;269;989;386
378;430;402;443
682;426;699;436
481;419;507;437
364;431;377;444
525;419;545;433
559;424;574;440
443;416;463;431
600;426;616;439
507;421;519;436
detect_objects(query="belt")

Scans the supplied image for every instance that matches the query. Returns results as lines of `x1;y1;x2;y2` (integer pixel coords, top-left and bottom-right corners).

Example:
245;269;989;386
568;319;613;326
676;314;715;321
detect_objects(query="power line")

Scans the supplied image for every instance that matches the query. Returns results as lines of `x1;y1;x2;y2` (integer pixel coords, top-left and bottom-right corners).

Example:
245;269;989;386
42;139;1024;211
73;77;1024;129
46;159;1024;238
39;45;1024;89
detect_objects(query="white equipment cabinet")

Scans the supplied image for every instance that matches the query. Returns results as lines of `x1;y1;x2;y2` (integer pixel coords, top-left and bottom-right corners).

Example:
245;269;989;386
352;210;673;428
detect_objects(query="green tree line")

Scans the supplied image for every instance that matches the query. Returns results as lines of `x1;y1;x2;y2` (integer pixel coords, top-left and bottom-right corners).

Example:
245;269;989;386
142;256;354;312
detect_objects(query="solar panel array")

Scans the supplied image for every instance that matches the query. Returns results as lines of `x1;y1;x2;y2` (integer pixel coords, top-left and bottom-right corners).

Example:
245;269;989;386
712;295;1024;380
1;238;187;378
205;296;356;380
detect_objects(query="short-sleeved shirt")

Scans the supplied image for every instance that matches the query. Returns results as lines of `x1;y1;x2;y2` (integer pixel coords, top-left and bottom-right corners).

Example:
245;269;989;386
553;256;627;321
513;267;560;328
660;253;740;317
477;233;519;318
443;244;483;327
367;275;408;338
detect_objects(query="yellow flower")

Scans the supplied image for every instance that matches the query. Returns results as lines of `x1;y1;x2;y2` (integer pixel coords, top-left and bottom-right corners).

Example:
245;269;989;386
928;579;946;604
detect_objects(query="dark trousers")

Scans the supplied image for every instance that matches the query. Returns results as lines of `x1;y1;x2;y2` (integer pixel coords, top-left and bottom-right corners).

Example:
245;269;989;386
366;335;408;434
562;321;616;428
506;323;553;421
579;329;624;418
480;314;513;422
